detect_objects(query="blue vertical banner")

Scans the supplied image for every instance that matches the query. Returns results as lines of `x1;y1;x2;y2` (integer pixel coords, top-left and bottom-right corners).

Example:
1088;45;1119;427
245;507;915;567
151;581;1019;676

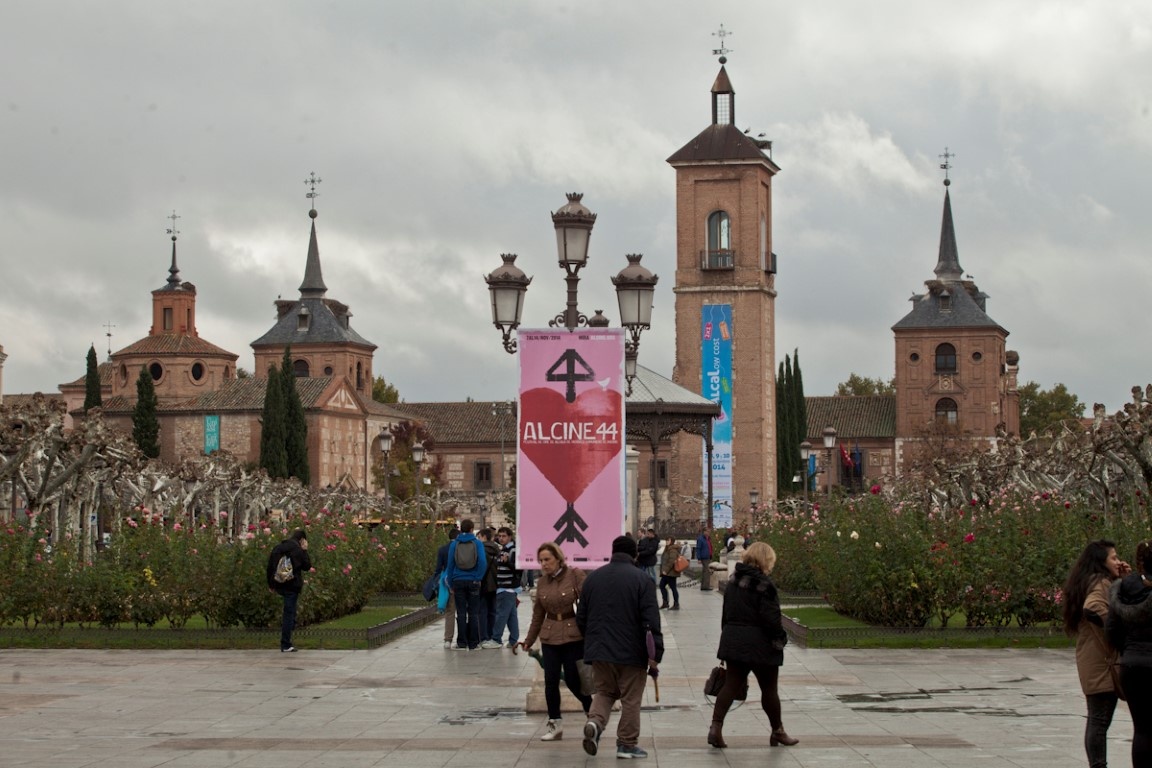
702;304;733;527
203;415;220;455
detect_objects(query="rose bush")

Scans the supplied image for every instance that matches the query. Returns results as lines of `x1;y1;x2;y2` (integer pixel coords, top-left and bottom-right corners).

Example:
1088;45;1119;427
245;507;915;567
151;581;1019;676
0;502;444;629
761;488;1149;627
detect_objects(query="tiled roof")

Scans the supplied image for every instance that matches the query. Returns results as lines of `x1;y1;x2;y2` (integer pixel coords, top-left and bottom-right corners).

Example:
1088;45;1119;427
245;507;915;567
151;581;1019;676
251;296;376;349
62;361;114;389
95;376;336;415
114;334;238;359
805;396;896;439
892;281;1005;331
399;401;518;445
667;124;777;165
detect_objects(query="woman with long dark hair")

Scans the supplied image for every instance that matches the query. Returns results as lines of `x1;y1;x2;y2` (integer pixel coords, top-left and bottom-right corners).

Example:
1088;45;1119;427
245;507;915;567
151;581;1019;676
1063;539;1128;768
1108;541;1152;767
520;542;592;742
707;541;798;749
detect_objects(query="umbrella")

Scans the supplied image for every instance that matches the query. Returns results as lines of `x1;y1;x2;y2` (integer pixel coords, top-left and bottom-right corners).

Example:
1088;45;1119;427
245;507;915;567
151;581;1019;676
645;629;660;702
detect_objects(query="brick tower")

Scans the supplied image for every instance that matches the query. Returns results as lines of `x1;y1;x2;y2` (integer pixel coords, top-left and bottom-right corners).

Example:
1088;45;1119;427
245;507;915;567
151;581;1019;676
892;175;1020;470
667;63;781;528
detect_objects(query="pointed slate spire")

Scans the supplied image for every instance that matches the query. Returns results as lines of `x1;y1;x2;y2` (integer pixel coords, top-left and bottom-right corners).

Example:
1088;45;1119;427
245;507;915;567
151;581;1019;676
299;208;328;299
933;181;964;282
166;210;182;289
711;65;735;126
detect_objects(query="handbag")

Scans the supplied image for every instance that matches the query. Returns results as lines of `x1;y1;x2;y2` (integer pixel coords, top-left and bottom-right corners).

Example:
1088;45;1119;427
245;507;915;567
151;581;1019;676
421;573;439;602
703;662;748;700
673;554;690;574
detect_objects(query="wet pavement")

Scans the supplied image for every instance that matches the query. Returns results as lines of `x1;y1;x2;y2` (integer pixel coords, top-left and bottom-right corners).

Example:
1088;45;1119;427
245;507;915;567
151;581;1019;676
0;581;1130;767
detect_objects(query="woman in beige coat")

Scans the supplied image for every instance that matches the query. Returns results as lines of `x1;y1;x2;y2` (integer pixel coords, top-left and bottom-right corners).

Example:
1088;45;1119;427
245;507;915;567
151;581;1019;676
1062;539;1129;768
521;542;592;742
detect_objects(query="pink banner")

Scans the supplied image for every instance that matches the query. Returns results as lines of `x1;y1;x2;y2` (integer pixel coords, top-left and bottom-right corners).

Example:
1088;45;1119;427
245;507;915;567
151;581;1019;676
516;328;625;568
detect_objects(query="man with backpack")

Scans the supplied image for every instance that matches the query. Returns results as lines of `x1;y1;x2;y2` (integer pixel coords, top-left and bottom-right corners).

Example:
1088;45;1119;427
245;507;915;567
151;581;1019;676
266;529;311;653
444;519;488;651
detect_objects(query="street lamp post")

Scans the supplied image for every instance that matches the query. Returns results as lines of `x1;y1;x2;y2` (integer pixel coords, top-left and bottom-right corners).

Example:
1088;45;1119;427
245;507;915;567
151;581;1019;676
379;428;393;514
799;440;812;508
749;488;759;529
484;193;658;395
492;401;513;491
411;441;427;519
822;426;838;498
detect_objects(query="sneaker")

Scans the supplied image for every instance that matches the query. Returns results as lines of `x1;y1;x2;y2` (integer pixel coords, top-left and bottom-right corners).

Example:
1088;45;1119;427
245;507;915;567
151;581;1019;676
281;646;297;653
453;645;469;651
443;640;453;649
480;640;501;650
582;720;601;756
616;745;648;759
540;718;562;741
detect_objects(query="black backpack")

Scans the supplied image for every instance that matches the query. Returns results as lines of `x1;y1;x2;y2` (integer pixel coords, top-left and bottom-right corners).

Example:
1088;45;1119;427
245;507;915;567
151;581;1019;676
454;539;478;570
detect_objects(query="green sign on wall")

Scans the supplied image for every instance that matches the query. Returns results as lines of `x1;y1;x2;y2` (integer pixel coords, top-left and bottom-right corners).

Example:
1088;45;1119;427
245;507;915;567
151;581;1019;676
204;415;220;454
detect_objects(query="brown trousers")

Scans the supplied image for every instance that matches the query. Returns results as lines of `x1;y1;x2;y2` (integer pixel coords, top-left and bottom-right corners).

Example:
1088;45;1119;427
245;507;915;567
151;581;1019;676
442;592;456;642
588;662;648;748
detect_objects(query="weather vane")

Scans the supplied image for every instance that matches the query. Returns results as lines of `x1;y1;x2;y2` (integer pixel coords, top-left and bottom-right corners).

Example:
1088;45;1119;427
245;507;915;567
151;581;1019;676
939;147;955;185
712;24;732;63
104;320;116;359
166;210;181;240
304;172;322;207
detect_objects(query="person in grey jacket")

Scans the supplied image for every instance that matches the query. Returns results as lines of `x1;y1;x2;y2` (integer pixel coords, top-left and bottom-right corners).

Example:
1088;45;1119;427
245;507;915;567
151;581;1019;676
577;535;663;759
707;542;797;749
1107;541;1152;766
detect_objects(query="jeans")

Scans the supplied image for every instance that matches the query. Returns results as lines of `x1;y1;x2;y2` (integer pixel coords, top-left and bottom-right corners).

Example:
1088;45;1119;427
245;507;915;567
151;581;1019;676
1084;691;1118;768
491;591;519;644
452;580;483;649
712;660;783;730
482;591;497;641
1121;664;1152;767
541;640;592;719
659;574;679;606
279;590;299;650
643;565;657;583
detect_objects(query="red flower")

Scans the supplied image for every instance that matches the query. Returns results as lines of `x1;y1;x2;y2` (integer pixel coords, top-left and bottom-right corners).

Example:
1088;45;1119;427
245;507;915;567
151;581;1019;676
970;498;977;506
870;484;881;495
964;533;975;543
1065;502;1072;509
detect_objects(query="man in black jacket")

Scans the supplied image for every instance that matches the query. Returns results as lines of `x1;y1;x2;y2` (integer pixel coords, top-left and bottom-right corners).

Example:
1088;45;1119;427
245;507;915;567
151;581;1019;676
577;535;663;759
266;530;311;652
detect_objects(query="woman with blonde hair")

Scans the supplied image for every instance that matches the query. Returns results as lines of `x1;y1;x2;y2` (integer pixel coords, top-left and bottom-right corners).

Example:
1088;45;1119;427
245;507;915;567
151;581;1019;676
521;541;592;742
707;541;797;749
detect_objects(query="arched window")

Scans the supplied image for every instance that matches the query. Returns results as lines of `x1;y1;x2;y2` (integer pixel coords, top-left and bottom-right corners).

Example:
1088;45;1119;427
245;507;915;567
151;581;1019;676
935;343;957;374
705;211;732;269
293;359;309;377
935;398;958;425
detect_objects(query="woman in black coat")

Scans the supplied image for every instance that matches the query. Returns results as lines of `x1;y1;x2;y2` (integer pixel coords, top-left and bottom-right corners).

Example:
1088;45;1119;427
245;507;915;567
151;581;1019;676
707;541;797;749
1106;541;1152;766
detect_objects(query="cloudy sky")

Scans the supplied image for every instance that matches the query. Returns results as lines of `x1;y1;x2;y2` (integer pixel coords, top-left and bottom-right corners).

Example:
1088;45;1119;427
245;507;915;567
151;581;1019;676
2;1;1149;412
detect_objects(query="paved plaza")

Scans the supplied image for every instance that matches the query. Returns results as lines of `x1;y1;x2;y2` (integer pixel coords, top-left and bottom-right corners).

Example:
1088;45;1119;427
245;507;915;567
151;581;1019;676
0;581;1130;767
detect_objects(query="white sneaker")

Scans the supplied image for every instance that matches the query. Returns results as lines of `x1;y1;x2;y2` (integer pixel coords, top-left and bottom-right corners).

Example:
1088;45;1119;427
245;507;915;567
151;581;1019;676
443;641;452;649
541;719;563;741
480;640;501;649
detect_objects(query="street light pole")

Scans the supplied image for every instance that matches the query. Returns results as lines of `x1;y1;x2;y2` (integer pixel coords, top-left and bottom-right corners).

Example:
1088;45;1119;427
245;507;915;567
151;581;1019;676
749;488;759;529
799;440;812;509
492;401;512;491
822;426;837;498
379;428;393;515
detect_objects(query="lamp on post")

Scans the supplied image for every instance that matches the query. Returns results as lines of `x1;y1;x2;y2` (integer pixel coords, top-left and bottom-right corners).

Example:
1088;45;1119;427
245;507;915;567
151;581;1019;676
799;440;812;508
378;428;393;513
484;193;658;395
492;401;513;491
749;488;759;527
822;426;837;497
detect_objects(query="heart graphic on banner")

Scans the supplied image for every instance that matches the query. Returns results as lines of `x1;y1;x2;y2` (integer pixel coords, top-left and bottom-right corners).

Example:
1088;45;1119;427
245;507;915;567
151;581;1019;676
520;386;623;503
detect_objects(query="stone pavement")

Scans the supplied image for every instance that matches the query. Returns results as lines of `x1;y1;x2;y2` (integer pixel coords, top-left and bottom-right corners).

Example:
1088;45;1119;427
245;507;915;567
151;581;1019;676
0;581;1132;768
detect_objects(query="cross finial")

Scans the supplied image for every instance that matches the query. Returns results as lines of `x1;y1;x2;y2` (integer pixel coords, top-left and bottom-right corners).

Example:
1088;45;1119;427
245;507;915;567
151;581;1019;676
166;210;181;240
304;172;322;209
104;320;116;359
939;147;955;186
712;24;733;64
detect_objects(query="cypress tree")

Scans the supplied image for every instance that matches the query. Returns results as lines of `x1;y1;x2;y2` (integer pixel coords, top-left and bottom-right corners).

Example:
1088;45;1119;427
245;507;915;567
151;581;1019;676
83;344;102;411
281;347;310;484
259;365;288;478
776;360;790;492
792;348;809;491
132;366;160;459
783;355;798;492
